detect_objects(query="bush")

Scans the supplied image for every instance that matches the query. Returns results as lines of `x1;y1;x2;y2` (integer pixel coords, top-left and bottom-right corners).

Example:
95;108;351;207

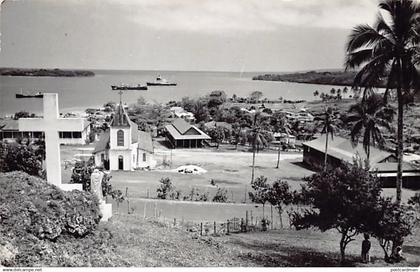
0;172;105;266
212;187;228;202
0;141;43;177
157;177;180;200
0;172;101;241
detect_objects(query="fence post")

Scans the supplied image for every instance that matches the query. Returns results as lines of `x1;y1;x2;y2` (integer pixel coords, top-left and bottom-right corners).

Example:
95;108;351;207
227;220;230;234
214;221;216;235
126;187;130;214
173;218;176;226
271;205;274;230
250;210;253;226
200;222;203;236
241;218;244;232
246;211;249;231
143;202;147;219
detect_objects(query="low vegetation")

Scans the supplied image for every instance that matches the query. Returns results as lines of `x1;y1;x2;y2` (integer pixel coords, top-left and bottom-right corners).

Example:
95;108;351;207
0;172;102;266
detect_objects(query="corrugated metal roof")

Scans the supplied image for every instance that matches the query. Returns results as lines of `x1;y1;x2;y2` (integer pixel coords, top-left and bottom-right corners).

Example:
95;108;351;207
137;131;154;153
165;124;211;140
93;130;110;153
0;119;19;131
303;135;393;166
171;118;192;134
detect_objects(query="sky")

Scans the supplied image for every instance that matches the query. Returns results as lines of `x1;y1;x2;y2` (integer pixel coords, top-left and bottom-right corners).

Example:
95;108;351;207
0;0;379;72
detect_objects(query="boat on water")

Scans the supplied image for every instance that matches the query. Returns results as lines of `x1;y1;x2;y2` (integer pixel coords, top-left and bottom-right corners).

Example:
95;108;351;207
146;76;177;86
111;84;148;90
16;91;43;98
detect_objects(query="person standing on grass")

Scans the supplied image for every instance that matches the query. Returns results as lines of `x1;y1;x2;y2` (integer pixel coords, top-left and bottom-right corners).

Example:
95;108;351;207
361;233;371;263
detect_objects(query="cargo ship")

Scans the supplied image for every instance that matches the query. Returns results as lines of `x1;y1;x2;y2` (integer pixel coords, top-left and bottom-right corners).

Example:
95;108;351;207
111;84;148;90
146;76;177;86
16;91;44;98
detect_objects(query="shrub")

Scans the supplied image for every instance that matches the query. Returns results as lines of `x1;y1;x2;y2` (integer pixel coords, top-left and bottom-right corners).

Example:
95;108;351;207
212;187;228;203
368;198;416;262
157;177;175;199
0;171;101;241
0;141;43;177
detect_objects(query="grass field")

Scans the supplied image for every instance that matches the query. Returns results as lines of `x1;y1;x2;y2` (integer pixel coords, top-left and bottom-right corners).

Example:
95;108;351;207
98;213;420;267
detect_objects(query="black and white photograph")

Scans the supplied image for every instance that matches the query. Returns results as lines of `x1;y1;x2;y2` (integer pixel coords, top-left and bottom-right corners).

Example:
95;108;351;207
0;0;419;270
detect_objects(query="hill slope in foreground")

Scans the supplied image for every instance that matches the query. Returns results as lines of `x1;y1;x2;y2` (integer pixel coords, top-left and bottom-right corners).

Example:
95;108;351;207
1;172;419;267
252;70;386;88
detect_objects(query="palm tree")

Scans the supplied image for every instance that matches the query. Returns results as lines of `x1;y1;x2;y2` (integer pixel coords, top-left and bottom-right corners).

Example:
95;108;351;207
346;0;420;204
320;107;338;171
250;112;268;183
272;112;292;169
348;94;395;160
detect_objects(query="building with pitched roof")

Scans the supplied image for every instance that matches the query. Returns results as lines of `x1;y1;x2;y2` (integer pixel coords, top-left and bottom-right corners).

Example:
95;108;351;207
165;118;211;148
302;135;420;188
93;104;156;170
0;118;91;145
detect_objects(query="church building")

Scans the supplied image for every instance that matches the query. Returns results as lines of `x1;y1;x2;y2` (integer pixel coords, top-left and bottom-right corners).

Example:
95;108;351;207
93;104;156;171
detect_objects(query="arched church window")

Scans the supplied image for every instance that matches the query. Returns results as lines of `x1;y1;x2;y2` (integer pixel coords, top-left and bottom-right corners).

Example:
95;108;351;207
117;130;124;146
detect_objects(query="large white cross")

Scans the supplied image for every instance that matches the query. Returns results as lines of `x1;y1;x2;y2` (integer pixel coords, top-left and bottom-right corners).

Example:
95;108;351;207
19;93;82;191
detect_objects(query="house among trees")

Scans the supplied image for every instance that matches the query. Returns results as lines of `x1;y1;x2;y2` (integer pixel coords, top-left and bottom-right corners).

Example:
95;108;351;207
165;118;211;148
93;104;156;171
0;118;91;145
169;106;195;122
302;135;420;188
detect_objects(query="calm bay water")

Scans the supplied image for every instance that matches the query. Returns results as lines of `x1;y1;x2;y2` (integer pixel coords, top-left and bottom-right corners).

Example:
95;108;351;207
0;70;346;116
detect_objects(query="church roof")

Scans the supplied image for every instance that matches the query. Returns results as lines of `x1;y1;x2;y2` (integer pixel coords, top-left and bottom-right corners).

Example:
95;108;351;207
93;130;110;153
110;104;130;127
137;131;154;153
130;121;139;144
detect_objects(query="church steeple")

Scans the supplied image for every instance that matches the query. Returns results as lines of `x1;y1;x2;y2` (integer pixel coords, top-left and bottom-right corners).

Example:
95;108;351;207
110;104;130;127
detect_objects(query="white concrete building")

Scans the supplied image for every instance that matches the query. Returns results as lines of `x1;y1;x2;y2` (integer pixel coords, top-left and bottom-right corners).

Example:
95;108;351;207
1;118;91;145
93;104;156;171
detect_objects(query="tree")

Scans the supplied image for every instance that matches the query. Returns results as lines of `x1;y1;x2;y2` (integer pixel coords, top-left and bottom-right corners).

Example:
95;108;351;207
156;177;175;199
346;0;420;204
0;141;43;177
320;107;338;170
250;112;268;182
13;111;34;120
267;180;293;228
313;90;319;97
348;93;395;160
208;126;225;149
272;111;292;169
291;160;382;264
368;198;416;262
330;88;336;95
248;176;270;218
249;91;263;103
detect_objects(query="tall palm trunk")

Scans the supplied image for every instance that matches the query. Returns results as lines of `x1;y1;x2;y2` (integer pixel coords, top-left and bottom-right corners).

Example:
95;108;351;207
251;147;256;182
396;86;404;205
276;144;281;169
324;133;329;171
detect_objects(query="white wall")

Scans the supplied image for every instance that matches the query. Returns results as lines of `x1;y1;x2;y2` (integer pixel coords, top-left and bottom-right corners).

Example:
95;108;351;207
110;127;131;149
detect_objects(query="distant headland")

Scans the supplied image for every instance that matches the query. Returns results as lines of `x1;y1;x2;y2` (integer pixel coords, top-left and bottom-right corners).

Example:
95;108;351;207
252;70;386;88
0;68;95;77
